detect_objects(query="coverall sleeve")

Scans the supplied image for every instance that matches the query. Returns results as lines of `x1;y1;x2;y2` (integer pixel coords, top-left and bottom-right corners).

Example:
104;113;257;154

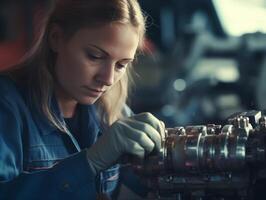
0;93;97;200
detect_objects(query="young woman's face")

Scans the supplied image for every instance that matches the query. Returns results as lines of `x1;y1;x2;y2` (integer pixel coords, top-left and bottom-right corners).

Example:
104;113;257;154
52;23;139;105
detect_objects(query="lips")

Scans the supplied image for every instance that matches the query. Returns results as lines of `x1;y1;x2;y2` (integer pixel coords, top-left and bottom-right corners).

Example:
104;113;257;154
87;87;105;92
83;86;105;97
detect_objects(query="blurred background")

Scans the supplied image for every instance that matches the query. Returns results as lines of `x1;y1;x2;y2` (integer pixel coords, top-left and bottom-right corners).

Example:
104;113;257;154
1;0;266;127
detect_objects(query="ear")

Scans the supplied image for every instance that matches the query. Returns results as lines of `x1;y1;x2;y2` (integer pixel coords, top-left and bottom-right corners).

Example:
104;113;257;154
48;24;64;52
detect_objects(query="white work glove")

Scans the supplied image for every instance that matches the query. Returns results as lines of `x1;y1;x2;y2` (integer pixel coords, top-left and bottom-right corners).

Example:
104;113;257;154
86;112;165;175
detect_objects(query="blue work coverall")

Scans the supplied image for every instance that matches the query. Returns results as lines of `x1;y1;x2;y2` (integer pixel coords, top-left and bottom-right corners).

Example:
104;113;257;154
0;76;146;199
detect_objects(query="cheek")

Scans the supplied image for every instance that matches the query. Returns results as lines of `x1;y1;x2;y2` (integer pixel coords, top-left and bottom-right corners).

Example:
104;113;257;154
114;69;127;84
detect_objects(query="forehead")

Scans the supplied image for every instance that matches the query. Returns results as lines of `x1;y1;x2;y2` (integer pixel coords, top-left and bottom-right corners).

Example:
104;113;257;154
67;23;139;59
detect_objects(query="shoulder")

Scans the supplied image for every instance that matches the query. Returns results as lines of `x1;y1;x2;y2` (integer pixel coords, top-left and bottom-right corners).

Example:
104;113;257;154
0;75;26;115
0;76;27;181
0;75;21;99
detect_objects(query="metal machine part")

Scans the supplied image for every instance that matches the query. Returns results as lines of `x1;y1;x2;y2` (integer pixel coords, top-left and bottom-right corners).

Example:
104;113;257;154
132;110;266;199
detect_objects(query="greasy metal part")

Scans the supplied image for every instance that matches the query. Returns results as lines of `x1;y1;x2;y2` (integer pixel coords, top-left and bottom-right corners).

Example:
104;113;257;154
133;110;266;199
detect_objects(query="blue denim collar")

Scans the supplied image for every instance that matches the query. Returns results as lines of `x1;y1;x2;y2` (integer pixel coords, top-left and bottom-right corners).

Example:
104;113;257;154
16;78;100;149
31;95;63;136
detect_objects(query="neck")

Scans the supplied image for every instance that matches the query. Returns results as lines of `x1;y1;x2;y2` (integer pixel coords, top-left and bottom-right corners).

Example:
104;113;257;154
55;85;77;118
58;99;77;118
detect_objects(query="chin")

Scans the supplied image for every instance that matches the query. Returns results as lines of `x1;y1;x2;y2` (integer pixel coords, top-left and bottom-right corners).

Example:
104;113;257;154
78;96;99;105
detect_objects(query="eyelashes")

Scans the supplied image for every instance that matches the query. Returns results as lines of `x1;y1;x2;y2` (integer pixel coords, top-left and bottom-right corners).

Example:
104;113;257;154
86;52;102;60
85;49;131;71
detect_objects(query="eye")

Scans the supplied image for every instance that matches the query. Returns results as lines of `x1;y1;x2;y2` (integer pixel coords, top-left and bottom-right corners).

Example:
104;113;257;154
87;52;102;60
116;62;128;70
85;48;103;61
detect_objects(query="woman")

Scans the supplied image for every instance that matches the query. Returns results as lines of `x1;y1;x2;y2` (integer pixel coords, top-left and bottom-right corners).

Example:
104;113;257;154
0;0;164;199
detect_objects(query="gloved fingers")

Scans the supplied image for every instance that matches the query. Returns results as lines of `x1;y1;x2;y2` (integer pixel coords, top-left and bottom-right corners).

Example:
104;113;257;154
125;138;145;159
120;121;156;153
158;120;166;142
131;112;165;145
131;112;165;135
122;120;162;151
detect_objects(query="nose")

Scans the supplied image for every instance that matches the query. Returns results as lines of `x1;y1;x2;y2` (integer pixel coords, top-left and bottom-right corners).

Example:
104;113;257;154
96;62;115;86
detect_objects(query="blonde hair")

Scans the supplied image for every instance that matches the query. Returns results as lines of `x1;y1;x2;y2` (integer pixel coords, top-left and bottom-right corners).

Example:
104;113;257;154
4;0;146;131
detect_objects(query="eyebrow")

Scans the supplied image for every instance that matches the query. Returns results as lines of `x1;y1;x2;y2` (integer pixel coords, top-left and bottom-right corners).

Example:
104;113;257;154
88;44;135;61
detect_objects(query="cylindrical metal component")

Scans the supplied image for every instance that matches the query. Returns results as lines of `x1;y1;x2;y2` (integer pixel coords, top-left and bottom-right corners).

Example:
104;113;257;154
134;111;266;199
136;112;266;176
166;131;248;173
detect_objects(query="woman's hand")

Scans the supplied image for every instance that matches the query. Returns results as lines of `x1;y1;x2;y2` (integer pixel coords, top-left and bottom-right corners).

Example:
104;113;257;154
86;112;165;175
